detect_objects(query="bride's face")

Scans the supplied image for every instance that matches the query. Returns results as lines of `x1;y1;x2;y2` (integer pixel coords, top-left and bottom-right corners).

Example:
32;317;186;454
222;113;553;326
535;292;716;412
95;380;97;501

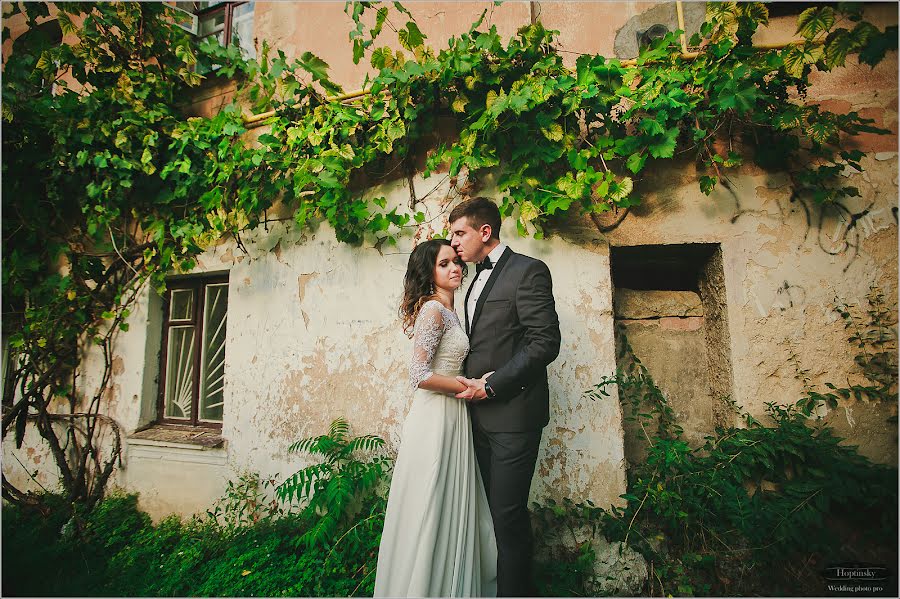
433;244;463;292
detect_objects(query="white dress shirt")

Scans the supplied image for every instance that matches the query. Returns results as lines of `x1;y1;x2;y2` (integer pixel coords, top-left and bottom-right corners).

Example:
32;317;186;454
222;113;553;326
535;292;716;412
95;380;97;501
466;243;508;328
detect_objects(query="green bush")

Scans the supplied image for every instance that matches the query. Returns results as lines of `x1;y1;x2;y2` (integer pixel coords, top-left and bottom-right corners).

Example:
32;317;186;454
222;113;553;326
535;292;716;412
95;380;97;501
2;420;391;597
534;310;898;596
276;417;391;552
1;494;81;596
2;490;385;597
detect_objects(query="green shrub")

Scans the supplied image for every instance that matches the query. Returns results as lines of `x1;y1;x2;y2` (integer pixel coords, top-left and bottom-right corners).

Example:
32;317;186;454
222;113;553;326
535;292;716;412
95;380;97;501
276;417;392;551
2;491;385;597
2;420;392;597
542;311;899;596
1;494;78;596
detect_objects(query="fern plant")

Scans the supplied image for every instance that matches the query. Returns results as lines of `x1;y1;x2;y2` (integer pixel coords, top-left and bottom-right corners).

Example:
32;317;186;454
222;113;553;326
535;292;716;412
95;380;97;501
276;417;392;548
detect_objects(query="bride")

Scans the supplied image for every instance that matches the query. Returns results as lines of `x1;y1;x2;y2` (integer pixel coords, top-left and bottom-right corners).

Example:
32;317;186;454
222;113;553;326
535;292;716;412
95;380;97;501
374;239;498;597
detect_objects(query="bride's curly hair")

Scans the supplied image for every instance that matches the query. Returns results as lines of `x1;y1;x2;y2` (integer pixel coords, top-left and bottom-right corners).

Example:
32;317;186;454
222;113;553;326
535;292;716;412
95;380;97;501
400;239;467;336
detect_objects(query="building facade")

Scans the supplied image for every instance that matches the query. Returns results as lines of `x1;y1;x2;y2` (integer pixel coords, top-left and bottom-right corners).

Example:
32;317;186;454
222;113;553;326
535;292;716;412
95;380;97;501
3;1;897;519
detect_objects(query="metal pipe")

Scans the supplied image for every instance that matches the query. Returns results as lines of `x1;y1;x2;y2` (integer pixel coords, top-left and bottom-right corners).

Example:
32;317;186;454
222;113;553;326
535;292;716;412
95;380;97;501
675;0;688;54
243;88;369;127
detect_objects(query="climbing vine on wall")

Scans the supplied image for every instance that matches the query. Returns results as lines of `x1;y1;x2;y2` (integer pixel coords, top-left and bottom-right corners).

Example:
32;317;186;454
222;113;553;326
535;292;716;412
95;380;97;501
1;1;895;509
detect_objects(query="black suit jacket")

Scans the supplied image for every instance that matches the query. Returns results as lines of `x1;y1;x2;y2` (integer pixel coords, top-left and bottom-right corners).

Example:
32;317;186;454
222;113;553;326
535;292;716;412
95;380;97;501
464;247;561;432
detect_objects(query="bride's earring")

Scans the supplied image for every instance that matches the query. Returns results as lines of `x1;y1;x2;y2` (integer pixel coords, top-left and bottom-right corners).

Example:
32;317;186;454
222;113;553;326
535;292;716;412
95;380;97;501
430;283;435;295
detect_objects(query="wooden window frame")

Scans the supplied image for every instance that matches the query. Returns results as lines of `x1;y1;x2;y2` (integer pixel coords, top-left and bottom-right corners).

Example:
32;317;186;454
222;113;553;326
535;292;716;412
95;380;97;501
195;1;250;50
157;274;229;429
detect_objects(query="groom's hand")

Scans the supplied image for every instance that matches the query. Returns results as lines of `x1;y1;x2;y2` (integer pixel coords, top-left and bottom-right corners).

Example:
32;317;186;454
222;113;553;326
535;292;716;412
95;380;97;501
455;376;488;401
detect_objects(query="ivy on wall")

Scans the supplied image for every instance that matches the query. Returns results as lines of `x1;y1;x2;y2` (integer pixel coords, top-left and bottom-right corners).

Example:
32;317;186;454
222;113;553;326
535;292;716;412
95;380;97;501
1;1;895;509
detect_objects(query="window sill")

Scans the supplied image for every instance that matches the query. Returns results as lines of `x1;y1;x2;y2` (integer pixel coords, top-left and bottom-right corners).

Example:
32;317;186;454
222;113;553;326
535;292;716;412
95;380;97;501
128;425;225;450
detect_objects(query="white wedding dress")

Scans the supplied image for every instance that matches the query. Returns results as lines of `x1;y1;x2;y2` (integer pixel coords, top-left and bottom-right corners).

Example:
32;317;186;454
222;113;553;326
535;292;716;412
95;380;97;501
374;300;498;597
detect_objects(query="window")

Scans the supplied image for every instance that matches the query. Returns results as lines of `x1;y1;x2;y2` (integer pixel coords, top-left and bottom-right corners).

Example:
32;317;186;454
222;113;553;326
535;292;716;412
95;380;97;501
158;276;229;427
175;1;256;59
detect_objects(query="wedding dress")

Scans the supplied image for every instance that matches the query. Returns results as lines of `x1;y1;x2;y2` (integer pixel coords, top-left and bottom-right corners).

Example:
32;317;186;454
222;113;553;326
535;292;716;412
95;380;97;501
374;300;498;597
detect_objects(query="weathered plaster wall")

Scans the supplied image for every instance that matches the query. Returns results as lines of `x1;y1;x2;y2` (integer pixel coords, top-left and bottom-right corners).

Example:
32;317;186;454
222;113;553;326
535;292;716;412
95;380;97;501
212;173;627;515
253;1;531;93
4;172;628;519
252;1;696;91
601;156;898;463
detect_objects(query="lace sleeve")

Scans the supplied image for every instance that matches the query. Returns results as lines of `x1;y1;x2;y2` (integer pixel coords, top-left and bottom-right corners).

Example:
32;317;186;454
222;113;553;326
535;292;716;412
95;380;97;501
408;301;447;390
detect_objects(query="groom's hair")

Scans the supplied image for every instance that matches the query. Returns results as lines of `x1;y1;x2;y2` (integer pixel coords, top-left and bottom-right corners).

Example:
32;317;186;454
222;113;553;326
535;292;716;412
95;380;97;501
449;197;501;239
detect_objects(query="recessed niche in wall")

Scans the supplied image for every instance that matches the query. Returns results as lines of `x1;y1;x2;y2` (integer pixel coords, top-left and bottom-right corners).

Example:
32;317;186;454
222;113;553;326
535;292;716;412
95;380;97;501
610;243;718;292
609;243;734;466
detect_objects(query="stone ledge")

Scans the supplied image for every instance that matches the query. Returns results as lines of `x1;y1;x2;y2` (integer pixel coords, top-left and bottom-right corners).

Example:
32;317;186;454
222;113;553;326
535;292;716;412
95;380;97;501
128;425;225;450
618;316;704;331
614;289;703;319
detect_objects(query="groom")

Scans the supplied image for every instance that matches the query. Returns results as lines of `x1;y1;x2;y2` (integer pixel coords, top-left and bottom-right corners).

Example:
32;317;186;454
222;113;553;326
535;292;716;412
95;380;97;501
450;197;561;597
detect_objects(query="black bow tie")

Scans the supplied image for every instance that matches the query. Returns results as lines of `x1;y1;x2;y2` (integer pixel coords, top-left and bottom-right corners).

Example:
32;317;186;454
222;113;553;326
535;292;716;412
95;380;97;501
475;258;493;275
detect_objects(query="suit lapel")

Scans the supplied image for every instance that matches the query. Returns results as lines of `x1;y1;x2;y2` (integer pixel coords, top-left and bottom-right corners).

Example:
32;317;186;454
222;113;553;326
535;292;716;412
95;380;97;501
469;247;512;335
464;275;476;334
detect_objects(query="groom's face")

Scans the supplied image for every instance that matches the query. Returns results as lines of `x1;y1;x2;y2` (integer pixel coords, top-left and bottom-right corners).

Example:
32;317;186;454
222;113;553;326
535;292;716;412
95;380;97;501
449;216;491;264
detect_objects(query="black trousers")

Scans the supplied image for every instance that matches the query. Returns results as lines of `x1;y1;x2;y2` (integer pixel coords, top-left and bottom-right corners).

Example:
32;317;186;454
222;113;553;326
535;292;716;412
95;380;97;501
472;416;542;597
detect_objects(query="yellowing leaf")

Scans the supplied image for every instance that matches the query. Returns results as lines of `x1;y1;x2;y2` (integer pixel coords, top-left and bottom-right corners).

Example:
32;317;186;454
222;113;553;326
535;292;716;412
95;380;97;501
451;94;469;113
386;119;406;141
307;128;325;146
707;2;739;41
370;47;393;69
737;2;768;26
807;120;838;144
541;123;563;142
782;42;824;78
241;570;252;577
824;29;859;69
34;51;53;77
609;177;633;202
519;201;540;223
796;6;835;40
772;105;805;130
337;144;356;160
57;12;77;36
485;90;498;110
461;130;476;154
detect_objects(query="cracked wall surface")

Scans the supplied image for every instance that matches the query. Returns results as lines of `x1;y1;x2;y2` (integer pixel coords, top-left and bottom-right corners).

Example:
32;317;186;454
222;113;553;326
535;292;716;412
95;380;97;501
602;150;898;465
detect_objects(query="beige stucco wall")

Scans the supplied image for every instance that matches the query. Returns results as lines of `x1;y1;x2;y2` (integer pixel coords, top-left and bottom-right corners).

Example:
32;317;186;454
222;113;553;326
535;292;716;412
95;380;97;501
3;2;897;520
602;157;898;459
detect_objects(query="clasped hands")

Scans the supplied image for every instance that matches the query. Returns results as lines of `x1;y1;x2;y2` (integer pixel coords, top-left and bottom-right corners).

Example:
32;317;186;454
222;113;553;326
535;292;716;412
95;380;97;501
455;371;494;402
